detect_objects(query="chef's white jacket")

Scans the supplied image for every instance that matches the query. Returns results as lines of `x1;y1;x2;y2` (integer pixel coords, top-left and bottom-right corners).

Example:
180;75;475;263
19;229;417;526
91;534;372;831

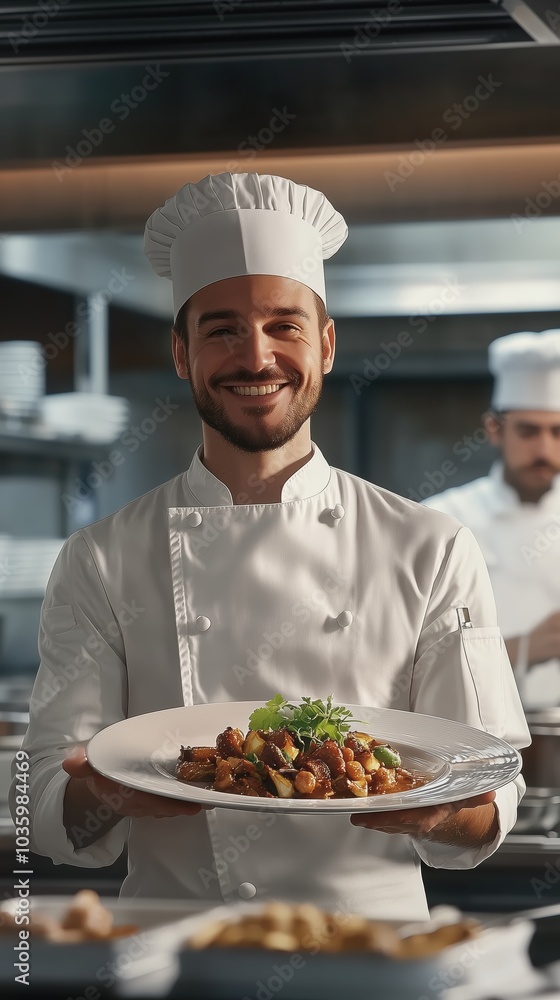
15;444;529;920
424;463;560;709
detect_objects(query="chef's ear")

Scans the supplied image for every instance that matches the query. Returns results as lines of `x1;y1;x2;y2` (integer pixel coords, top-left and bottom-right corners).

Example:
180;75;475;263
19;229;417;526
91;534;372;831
322;317;336;375
172;326;190;381
483;409;503;446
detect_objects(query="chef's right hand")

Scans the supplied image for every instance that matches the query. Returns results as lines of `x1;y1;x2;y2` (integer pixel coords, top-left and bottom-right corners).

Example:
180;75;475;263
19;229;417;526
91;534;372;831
63;747;208;818
528;611;560;665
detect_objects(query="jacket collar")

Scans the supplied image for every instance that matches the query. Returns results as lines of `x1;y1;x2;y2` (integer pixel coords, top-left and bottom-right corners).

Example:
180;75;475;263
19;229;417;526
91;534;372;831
186;441;331;507
489;460;560;513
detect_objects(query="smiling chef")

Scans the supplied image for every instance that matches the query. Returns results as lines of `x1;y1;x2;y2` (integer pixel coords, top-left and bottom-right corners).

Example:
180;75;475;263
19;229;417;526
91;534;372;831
14;172;530;921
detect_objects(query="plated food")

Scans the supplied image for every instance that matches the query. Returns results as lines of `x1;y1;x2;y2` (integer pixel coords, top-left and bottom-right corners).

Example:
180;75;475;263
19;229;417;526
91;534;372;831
187;901;480;958
87;699;522;814
0;891;138;943
175;696;427;800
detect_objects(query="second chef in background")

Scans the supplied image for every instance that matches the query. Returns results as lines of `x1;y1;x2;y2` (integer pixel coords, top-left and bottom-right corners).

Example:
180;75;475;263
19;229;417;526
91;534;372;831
425;331;560;709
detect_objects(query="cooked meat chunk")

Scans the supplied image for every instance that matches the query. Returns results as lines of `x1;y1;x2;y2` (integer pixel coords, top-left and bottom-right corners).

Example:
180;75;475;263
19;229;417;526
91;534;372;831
296;759;332;798
216;727;245;758
178;745;217;764
214;758;235;791
260;742;288;770
176;760;217;782
301;740;345;778
232;775;272;797
266;729;300;760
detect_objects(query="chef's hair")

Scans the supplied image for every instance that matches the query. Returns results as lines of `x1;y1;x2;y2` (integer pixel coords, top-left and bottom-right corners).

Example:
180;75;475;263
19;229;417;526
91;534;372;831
173;291;329;347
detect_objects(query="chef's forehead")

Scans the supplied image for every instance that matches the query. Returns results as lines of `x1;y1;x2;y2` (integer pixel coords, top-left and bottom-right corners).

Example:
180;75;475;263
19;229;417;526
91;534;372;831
176;276;328;336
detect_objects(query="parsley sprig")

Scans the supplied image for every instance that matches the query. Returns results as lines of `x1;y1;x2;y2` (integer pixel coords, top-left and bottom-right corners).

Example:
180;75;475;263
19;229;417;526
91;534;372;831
248;694;357;750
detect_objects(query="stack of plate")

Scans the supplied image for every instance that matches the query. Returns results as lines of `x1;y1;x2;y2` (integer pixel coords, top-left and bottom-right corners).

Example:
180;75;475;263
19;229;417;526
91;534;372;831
0;535;65;597
39;392;130;443
0;341;45;419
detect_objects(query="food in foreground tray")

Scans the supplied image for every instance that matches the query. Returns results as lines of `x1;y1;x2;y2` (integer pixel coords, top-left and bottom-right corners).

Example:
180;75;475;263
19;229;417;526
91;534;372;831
175;694;427;799
187;901;480;956
0;891;138;943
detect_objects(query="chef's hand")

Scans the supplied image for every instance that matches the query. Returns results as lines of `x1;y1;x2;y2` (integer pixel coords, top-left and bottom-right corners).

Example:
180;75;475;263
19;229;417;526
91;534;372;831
63;747;208;819
350;790;498;847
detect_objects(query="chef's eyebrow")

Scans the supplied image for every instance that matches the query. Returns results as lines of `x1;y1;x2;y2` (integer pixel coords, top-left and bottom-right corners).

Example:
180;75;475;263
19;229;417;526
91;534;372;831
196;307;311;329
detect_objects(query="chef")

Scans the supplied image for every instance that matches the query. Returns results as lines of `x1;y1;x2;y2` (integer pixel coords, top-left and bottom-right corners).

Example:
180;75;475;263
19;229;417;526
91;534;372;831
424;330;560;710
14;173;529;921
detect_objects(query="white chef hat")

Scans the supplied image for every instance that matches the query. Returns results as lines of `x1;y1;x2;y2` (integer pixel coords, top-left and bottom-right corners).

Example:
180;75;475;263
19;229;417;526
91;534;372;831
489;330;560;411
144;172;348;319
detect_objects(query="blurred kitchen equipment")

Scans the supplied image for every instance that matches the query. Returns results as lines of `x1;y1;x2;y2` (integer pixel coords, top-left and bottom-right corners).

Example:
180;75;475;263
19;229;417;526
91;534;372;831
513;787;560;835
0;340;45;420
0;535;64;597
522;710;560;791
39;391;130;443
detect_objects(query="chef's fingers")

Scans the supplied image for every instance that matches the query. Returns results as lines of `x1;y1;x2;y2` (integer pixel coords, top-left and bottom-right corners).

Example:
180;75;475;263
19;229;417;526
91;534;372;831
350;802;456;834
62;747;96;779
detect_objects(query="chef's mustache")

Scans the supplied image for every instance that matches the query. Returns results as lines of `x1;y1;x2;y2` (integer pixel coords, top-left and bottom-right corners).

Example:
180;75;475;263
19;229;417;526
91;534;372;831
527;460;559;472
211;370;301;388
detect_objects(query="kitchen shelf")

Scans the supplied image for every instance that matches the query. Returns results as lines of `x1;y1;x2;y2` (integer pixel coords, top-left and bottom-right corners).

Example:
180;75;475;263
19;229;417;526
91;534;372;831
0;425;111;461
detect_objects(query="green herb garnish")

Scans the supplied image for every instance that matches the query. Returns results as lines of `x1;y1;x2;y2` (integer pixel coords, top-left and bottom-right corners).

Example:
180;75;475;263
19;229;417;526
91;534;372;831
244;752;265;772
248;694;357;751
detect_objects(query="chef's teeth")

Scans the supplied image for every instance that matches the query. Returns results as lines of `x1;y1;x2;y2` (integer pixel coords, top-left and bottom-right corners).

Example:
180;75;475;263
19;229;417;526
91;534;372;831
231;384;284;395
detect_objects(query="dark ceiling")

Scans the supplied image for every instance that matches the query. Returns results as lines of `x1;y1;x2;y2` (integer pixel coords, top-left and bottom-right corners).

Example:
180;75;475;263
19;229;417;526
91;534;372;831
1;1;559;166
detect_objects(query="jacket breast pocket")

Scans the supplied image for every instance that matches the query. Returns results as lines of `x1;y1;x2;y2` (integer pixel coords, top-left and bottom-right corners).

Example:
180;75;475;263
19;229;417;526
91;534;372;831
460;625;505;737
41;605;78;636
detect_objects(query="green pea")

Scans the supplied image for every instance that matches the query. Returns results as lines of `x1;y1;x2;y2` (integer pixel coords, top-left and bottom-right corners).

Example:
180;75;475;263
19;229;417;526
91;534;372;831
373;745;401;768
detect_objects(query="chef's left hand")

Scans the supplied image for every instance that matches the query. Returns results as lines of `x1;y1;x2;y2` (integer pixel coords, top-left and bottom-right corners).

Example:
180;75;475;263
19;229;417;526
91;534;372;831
350;790;497;844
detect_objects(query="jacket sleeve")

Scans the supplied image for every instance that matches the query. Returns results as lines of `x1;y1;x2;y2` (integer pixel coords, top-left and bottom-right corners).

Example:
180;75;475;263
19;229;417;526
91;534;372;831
409;524;530;869
9;530;129;867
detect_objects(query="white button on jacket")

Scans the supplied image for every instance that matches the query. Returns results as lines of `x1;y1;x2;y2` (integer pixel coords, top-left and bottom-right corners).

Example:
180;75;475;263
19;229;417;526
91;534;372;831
424;462;560;708
15;445;529;921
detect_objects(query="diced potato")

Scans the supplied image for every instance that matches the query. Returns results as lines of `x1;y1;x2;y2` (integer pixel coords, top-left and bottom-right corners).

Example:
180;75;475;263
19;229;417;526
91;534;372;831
243;730;267;756
268;770;295;798
348;778;368;797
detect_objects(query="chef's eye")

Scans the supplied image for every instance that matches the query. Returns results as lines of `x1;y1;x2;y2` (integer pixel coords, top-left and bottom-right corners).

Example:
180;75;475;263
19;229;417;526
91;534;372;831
208;328;233;337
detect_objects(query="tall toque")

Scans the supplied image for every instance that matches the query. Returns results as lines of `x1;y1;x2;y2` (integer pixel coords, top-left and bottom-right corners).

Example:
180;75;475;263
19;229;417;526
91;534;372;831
144;172;348;318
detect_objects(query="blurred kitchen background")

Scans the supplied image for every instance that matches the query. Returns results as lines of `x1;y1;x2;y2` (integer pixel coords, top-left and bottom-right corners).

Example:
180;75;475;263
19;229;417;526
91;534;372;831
1;0;560;924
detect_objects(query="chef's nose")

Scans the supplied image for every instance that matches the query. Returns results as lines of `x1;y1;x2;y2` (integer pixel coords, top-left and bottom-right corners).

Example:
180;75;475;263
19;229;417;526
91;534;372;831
231;323;276;370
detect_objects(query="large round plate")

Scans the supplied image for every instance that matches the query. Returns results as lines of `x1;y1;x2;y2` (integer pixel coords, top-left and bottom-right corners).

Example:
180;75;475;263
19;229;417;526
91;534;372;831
87;702;522;814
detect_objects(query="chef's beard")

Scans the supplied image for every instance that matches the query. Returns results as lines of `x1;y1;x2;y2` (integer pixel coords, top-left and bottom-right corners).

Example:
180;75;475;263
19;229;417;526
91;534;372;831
505;459;560;500
185;364;324;453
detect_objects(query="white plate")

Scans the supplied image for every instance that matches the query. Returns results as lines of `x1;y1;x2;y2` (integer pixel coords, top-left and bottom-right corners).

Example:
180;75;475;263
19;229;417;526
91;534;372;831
87;702;522;815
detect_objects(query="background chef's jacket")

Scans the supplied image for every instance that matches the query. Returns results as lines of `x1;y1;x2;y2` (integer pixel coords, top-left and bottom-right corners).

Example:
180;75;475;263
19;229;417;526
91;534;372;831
13;444;529;920
424;463;560;708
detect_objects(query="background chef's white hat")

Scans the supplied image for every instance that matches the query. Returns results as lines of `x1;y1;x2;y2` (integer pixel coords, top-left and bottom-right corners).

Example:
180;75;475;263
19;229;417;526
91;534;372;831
144;172;348;319
489;330;560;411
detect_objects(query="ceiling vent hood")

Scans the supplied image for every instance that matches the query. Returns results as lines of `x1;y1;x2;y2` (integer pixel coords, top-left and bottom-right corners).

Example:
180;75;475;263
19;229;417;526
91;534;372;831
0;0;556;69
